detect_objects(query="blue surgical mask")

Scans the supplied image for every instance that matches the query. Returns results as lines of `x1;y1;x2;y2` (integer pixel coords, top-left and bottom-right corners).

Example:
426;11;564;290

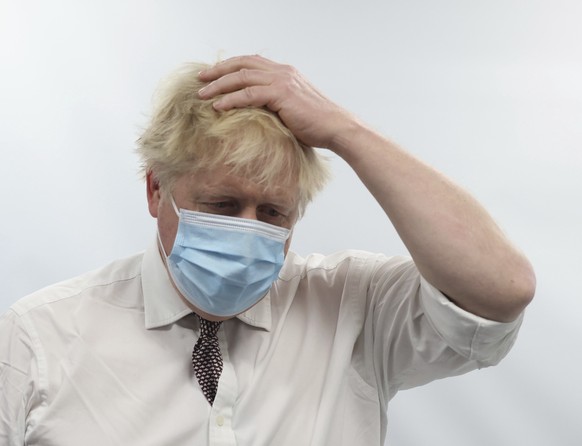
160;196;291;318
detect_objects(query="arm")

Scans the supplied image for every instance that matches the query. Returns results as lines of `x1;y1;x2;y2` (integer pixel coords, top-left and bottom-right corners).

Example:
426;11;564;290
198;55;536;322
329;122;536;322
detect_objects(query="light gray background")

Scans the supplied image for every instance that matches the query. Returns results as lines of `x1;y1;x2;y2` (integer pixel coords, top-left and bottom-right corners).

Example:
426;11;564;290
1;1;580;445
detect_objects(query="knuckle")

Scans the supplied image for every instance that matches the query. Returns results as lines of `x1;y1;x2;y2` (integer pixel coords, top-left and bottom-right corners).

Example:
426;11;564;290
281;64;297;76
279;65;299;84
239;68;250;83
244;86;256;101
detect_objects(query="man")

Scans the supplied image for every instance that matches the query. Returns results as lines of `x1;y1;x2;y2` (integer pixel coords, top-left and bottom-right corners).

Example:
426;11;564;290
0;55;535;445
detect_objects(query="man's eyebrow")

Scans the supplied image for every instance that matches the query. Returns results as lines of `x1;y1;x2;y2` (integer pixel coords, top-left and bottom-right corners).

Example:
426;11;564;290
196;184;296;202
192;190;292;205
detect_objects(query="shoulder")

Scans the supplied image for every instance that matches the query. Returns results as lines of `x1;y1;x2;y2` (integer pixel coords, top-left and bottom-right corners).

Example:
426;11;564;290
9;252;145;317
280;250;413;281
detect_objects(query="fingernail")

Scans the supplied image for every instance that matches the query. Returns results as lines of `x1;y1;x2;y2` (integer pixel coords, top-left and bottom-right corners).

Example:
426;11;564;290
198;87;207;97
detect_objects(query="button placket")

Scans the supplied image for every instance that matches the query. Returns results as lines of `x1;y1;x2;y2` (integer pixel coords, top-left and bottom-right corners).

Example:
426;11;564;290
208;324;238;445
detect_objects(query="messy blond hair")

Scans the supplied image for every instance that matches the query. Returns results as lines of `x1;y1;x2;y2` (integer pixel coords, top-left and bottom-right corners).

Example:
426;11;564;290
137;62;330;216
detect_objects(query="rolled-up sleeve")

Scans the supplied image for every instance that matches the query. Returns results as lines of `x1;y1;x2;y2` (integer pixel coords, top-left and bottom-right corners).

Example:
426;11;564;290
365;256;523;401
419;276;523;364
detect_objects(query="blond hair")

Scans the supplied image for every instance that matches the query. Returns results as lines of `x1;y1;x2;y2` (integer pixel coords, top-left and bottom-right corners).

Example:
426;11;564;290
137;62;330;216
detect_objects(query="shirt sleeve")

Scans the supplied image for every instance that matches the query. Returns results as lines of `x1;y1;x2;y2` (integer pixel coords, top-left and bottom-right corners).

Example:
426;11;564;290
0;309;38;446
418;276;523;364
364;256;523;401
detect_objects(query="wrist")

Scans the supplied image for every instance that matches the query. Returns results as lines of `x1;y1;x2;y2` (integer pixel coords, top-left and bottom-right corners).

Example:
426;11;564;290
327;118;386;165
327;116;364;156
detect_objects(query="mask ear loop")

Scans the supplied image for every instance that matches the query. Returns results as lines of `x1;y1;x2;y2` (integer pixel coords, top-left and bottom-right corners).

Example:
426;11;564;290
169;194;181;217
156;229;168;258
158;194;181;258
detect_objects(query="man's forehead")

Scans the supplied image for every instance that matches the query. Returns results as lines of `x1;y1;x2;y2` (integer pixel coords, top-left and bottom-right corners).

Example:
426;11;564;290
183;167;299;205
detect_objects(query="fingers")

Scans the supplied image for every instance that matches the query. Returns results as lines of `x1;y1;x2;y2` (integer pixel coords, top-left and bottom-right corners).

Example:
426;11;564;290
198;55;291;112
195;54;349;149
198;68;273;103
199;55;277;82
209;85;280;111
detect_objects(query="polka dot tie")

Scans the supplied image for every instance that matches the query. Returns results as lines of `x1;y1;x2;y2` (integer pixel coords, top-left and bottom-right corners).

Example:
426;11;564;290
192;315;223;405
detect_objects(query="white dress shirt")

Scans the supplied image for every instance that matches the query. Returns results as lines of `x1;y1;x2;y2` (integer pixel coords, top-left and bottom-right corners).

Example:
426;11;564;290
0;241;522;445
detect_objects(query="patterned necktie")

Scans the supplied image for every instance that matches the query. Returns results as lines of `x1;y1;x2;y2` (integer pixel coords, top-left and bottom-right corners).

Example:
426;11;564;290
192;315;223;405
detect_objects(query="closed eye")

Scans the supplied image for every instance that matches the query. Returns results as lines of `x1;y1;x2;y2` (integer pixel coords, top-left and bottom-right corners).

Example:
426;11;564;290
200;201;238;214
257;204;286;217
257;205;291;225
263;207;283;217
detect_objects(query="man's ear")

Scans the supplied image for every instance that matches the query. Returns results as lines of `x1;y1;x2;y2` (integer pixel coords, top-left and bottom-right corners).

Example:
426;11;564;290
146;171;161;218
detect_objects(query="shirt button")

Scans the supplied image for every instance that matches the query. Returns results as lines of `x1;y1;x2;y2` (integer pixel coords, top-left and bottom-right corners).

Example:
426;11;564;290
216;415;225;427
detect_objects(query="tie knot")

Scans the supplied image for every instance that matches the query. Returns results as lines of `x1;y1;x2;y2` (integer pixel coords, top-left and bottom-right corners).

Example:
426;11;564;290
198;316;222;338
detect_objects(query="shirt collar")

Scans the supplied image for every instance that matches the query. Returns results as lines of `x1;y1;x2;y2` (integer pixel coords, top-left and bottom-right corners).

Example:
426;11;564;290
141;238;272;331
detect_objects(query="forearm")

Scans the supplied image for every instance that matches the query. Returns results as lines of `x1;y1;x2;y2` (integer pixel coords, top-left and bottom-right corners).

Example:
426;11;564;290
329;120;536;322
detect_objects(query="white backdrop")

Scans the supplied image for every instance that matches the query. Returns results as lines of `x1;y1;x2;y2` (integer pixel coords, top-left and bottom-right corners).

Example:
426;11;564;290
1;1;580;444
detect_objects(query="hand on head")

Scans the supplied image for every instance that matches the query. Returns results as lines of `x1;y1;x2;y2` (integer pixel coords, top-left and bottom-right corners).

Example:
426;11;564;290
198;55;354;151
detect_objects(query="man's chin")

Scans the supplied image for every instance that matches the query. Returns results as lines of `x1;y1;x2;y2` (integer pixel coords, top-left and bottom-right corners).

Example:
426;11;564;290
194;308;233;322
180;297;234;322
